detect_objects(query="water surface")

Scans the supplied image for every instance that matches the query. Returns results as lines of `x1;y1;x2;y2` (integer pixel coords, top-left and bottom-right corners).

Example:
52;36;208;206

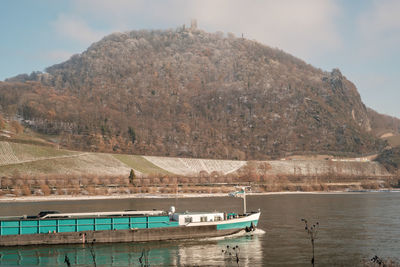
1;193;399;266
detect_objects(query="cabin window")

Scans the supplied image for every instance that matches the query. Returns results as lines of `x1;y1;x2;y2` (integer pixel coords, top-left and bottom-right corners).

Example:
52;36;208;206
200;216;207;222
184;217;192;223
214;216;222;221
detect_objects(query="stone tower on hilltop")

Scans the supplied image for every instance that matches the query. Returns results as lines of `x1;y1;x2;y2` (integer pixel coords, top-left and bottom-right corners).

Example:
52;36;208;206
190;19;197;30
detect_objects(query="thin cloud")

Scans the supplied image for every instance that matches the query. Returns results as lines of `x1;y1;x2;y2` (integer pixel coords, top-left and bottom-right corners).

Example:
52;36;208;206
357;0;400;56
359;0;400;35
67;0;342;60
52;14;105;45
355;73;400;117
43;50;74;62
189;0;342;60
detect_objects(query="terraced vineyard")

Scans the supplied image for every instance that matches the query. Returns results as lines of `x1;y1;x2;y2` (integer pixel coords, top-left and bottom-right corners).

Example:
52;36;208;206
111;154;169;176
144;156;246;176
266;160;389;177
0;141;391;178
0;141;77;166
0;142;19;165
0;142;131;176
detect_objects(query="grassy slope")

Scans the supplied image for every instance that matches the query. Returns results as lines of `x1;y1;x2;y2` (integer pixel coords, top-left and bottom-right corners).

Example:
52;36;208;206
0;141;168;176
0;152;131;176
0;139;392;178
10;142;75;159
0;158;74;175
384;135;400;147
0;122;172;176
1;122;57;147
112;154;171;175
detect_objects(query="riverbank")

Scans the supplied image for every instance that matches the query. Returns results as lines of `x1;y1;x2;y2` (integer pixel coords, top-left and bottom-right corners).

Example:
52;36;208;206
1;189;399;202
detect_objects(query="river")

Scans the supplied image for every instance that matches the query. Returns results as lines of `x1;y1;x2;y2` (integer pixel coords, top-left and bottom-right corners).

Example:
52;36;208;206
0;193;399;266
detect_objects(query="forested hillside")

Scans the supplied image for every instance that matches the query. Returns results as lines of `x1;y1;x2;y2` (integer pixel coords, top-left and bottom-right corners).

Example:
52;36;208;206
375;147;400;174
367;108;400;137
0;26;392;159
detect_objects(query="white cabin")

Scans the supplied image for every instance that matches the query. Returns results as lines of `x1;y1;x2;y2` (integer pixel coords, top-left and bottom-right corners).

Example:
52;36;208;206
172;212;224;225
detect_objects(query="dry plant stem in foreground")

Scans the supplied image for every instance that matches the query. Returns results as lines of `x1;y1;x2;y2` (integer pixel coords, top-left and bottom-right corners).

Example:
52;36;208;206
301;219;319;267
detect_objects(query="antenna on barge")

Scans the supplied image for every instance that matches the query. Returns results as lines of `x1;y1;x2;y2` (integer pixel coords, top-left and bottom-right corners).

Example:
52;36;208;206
229;186;250;214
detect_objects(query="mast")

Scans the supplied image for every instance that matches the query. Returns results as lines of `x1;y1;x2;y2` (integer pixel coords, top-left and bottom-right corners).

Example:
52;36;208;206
240;186;249;214
229;186;249;214
243;187;246;214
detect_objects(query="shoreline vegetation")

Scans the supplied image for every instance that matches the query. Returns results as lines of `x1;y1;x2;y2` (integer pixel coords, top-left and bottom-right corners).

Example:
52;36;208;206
1;190;400;203
1;174;398;195
1;141;399;202
1;168;399;202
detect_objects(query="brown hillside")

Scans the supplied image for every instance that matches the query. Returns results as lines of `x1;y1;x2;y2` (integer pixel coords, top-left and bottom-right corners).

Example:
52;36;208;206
0;27;388;159
367;108;400;137
375;147;400;173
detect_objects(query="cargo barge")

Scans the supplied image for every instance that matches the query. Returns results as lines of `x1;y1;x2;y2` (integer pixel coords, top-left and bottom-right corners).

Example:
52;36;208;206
0;189;260;246
0;209;260;246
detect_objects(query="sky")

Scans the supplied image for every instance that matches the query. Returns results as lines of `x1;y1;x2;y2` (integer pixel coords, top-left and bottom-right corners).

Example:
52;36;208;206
0;0;399;118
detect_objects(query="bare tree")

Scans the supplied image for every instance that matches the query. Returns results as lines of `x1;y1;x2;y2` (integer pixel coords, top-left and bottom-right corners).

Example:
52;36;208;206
301;219;319;267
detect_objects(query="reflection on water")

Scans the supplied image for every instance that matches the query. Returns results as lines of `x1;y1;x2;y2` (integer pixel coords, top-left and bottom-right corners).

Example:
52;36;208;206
173;231;264;266
0;231;264;266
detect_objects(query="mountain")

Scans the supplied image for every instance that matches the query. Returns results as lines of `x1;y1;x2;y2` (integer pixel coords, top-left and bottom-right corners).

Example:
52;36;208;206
367;108;400;138
0;26;393;159
375;147;400;173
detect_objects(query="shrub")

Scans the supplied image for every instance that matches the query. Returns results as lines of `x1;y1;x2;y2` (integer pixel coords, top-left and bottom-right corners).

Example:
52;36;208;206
86;186;96;195
100;177;111;185
80;178;89;186
178;177;189;184
10;120;23;134
1;177;13;188
14;178;24;187
200;177;209;184
13;188;22;196
56;187;64;195
151;177;161;185
130;187;140;194
71;184;80;195
21;185;31;196
95;187;108;195
55;178;66;187
91;176;100;185
0;114;5;129
111;177;121;185
311;184;321;191
161;177;170;184
129;169;136;184
40;184;51;196
47;179;57;187
141;187;149;193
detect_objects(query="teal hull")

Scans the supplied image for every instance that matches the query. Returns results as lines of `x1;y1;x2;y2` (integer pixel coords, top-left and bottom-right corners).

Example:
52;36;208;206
216;219;259;230
0;216;178;236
